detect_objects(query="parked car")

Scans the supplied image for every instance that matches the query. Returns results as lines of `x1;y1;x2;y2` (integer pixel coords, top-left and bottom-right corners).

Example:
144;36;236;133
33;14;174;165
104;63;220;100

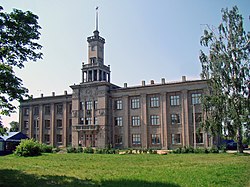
226;142;248;150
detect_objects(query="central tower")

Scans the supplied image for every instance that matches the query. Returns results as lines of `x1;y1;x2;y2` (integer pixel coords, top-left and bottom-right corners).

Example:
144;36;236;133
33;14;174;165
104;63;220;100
81;8;110;83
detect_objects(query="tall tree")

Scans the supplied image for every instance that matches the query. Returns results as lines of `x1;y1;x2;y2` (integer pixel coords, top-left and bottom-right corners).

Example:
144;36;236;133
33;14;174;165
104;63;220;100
9;121;19;132
199;6;250;153
0;6;43;132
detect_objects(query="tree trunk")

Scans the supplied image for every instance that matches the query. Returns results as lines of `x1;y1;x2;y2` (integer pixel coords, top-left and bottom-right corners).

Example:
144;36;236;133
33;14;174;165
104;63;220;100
237;127;244;153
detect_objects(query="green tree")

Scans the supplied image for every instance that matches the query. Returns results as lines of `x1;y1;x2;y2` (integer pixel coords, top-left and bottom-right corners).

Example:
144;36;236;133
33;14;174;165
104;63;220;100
199;6;249;153
0;6;42;131
9;121;19;132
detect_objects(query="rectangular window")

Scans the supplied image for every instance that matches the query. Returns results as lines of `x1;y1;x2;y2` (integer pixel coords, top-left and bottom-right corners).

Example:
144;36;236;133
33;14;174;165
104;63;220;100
150;115;160;125
44;134;50;143
80;118;84;124
45;120;50;129
56;119;62;128
132;116;140;126
151;134;160;145
69;104;72;113
69;119;72;128
94;100;98;110
94;117;98;125
132;134;141;145
57;134;62;143
86;101;92;110
115;135;123;144
191;93;202;105
131;98;140;109
172;134;181;144
170;95;180;106
24;120;29;129
80;102;84;110
171;114;180;124
150;96;160;107
44;105;50;115
24;108;29;116
34;106;39;115
115;100;122;110
192;113;202;123
194;133;204;144
56;104;63;114
33;120;39;129
85;117;92;125
114;117;123;126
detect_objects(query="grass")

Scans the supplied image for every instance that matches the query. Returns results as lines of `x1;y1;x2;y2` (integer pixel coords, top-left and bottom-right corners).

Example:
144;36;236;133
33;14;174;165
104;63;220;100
0;153;249;187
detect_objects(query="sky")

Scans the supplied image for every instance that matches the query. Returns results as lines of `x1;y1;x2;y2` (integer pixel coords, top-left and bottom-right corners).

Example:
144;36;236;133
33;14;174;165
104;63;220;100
1;0;250;127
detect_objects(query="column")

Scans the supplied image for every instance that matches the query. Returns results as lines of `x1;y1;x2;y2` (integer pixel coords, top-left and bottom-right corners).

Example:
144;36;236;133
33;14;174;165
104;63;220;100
141;94;148;148
97;69;100;81
29;106;33;139
51;103;55;147
19;107;23;132
39;105;43;143
63;102;67;147
181;90;189;146
123;96;129;148
92;70;94;82
161;92;168;149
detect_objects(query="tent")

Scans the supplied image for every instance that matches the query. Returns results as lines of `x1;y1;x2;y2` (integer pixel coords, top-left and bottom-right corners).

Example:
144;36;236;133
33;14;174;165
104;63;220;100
0;132;28;155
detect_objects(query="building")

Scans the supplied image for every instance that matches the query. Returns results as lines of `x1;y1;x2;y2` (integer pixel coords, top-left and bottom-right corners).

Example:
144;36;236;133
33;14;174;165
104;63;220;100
19;11;211;149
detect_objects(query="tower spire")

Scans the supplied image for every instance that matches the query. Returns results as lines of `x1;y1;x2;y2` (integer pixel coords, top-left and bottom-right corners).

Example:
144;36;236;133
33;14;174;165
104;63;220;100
95;6;99;31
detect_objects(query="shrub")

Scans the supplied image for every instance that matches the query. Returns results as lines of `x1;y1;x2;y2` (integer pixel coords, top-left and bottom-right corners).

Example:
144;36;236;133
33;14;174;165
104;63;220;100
14;139;42;157
52;147;60;153
40;144;53;153
84;147;94;154
209;146;219;153
67;147;76;153
77;147;83;153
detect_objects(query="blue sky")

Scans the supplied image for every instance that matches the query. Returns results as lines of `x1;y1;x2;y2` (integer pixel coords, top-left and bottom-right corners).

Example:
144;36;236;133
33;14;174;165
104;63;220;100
1;0;250;126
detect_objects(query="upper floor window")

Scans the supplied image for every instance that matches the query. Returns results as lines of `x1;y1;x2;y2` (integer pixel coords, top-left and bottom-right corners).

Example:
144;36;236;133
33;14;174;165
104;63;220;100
170;95;180;106
132;134;141;145
24;120;29;129
151;134;160;145
85;117;92;125
132;116;140;126
68;104;72;113
114;117;123;126
192;113;202;124
91;45;96;51
94;117;98;125
191;93;202;105
171;114;180;124
94;100;98;110
33;106;39;115
131;98;140;109
56;104;63;114
115;100;122;110
45;120;50;129
150;96;160;108
80;102;84;110
57;119;62;128
150;115;160;125
24;108;29;116
44;105;50;115
86;101;92;110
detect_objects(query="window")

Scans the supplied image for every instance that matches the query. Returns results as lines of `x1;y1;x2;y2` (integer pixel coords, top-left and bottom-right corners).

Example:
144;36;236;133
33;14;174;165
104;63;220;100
33;120;39;129
115;135;123;144
80;118;84;124
94;100;98;110
191;93;202;104
192;113;202;123
34;106;39;115
115;117;123;126
150;115;160;125
86;101;92;110
172;134;181;144
45;120;50;129
24;121;29;129
131;98;140;109
56;104;63;114
170;95;180;106
91;45;96;51
171;114;180;124
80;102;84;110
44;105;50;115
194;133;204;144
24;108;29;116
94;117;98;125
132;134;141;145
69;119;72;128
85;117;92;125
69;104;72;113
150;96;159;107
57;134;62;143
115;100;122;110
44;134;50;143
132;116;140;126
57;119;62;128
151;134;160;145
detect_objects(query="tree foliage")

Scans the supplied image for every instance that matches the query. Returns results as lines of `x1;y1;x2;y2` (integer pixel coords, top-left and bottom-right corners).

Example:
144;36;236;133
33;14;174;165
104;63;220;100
0;6;42;127
9;121;19;132
199;6;250;153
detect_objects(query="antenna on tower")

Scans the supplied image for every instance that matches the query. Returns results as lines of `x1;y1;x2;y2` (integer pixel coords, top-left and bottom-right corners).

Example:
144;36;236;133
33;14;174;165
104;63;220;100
95;6;99;31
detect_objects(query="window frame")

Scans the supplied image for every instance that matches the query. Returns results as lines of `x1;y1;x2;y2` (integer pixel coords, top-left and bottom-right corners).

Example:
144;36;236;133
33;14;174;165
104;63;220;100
151;134;161;145
115;100;123;110
114;117;123;126
191;93;202;105
132;134;141;145
150;115;160;125
150;96;160;108
131;98;140;109
131;116;140;126
170;95;180;106
172;134;181;144
171;114;180;124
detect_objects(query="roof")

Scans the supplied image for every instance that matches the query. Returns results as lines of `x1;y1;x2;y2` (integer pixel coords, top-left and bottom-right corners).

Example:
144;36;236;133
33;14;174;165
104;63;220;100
0;132;28;142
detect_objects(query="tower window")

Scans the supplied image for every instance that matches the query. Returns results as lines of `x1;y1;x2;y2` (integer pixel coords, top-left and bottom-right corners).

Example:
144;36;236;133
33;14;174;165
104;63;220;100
91;45;96;51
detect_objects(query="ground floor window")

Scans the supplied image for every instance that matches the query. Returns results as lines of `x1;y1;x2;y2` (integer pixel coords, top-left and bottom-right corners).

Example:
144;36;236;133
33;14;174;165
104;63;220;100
132;134;141;145
44;134;50;144
172;134;181;144
57;134;62;144
151;134;160;145
115;135;123;144
194;133;204;144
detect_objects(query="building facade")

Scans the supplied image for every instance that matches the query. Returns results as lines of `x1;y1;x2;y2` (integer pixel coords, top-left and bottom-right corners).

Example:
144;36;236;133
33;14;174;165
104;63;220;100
20;19;211;149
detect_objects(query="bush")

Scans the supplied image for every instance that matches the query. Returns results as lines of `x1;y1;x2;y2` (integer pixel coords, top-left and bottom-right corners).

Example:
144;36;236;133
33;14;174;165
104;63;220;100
14;139;42;157
84;147;94;154
40;144;53;153
52;147;60;153
67;147;76;153
209;146;219;153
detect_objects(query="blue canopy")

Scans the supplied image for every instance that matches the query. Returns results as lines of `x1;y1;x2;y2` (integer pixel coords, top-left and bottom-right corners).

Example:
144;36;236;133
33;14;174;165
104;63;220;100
0;132;28;142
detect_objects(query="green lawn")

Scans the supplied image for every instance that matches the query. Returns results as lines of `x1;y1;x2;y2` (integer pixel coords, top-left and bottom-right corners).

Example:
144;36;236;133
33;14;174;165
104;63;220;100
0;153;249;187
